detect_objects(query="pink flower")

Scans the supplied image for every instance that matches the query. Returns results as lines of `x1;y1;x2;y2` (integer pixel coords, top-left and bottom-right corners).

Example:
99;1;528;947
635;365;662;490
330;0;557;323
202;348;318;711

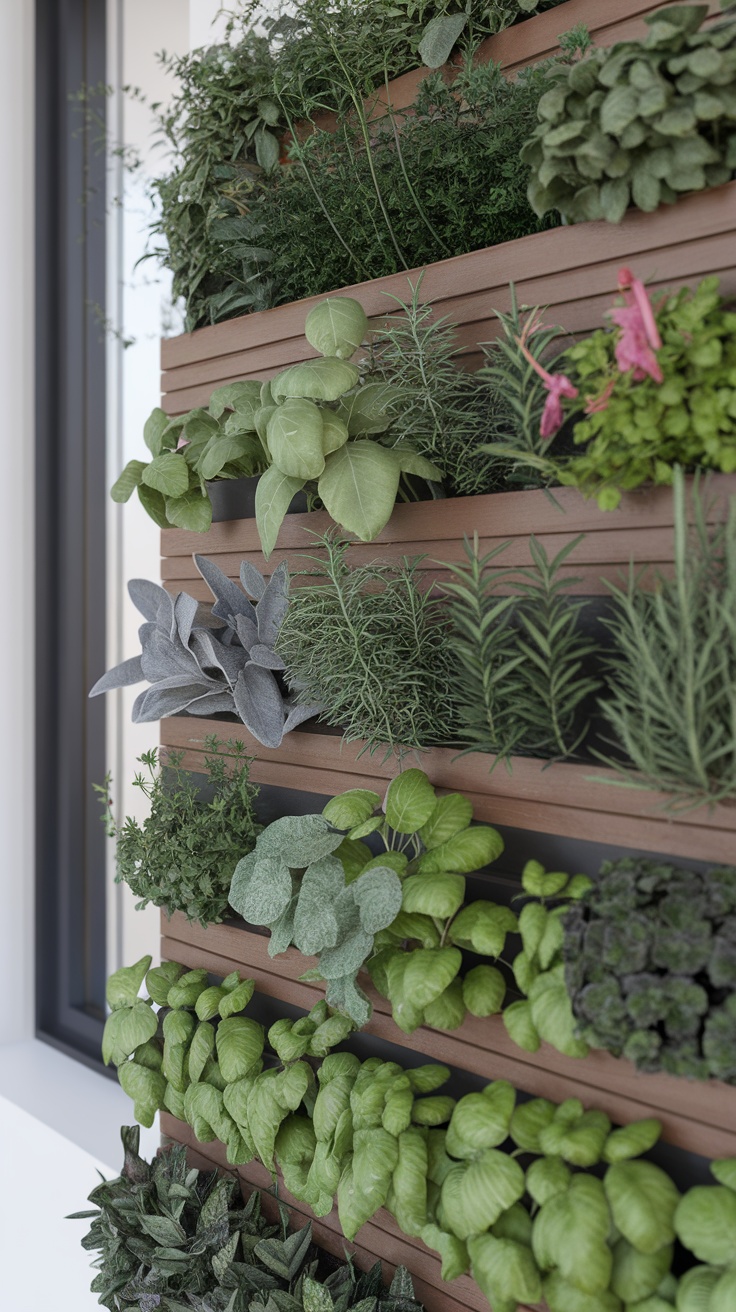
610;267;663;383
515;311;578;441
176;434;189;450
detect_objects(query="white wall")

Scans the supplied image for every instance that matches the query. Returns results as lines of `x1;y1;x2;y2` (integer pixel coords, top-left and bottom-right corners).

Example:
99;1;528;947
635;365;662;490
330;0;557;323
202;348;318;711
0;0;35;1042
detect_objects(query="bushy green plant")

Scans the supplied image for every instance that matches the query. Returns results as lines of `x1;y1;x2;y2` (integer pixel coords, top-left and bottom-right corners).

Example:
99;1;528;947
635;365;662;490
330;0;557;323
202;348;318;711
228;768;507;1028
443;533;601;763
675;1161;736;1310
563;858;736;1084
598;469;736;809
558;277;736;509
522;3;736;225
96;739;260;927
107;950;713;1312
70;1125;424;1312
276;535;460;756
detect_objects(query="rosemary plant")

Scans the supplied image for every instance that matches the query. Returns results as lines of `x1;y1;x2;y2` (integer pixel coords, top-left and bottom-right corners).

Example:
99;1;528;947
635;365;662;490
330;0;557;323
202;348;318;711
599;470;736;810
96;738;261;926
443;533;601;763
276;535;460;757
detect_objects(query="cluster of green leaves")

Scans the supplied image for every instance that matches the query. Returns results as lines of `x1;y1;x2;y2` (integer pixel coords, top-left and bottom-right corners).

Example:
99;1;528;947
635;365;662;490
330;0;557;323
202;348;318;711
252;297;440;555
95;740;260;928
599;469;736;809
557;278;736;510
71;1124;424;1312
563;857;736;1084
674;1159;736;1310
106;960;708;1312
443;532;601;763
523;3;736;224
102;954;355;1145
254;57;557;315
503;860;593;1061
144;36;282;331
111;384;270;533
276;535;460;757
362;280;500;497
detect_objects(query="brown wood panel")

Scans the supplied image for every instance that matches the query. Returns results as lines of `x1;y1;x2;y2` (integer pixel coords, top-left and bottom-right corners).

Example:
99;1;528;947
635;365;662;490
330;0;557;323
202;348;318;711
160;1113;537;1312
160;182;736;414
160;918;736;1161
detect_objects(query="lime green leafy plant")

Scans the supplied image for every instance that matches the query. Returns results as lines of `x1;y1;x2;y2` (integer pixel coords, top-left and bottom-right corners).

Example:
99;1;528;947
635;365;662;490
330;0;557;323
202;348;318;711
107;951;719;1312
675;1160;736;1310
228;768;506;1030
522;3;736;225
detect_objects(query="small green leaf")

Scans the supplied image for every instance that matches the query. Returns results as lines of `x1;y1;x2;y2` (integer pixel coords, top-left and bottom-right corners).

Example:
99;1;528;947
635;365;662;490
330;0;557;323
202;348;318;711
111;459;147;503
384;769;437;833
165;489;213;533
418;825;504;874
272;357;359;402
106;955;152;1010
143;407;171;456
255;464;305;559
142;452;190;498
304;296;368;359
418;11;468;68
323;788;381;831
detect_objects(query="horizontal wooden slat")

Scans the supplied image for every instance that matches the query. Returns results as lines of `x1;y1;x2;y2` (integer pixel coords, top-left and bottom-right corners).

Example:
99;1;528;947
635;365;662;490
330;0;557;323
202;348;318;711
161;918;736;1162
160;182;736;412
159;714;736;866
161;1113;541;1312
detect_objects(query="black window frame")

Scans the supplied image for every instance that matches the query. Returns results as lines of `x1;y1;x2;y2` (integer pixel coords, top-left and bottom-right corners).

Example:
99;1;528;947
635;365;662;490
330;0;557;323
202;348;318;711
35;0;110;1070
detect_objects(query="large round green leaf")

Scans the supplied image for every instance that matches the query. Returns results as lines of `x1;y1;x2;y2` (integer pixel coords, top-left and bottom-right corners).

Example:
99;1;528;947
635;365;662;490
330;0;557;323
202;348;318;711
318;440;400;541
604;1119;662;1163
272;357;359;402
446;1084;515;1157
266;398;325;480
141;451;190;497
529;965;590;1059
144;961;184;1007
418;825;504;874
468;1233;543;1307
532;1174;613;1293
675;1184;736;1264
503;999;541;1053
605;1161;680;1254
675;1266;722;1311
304;297;368;359
402;872;465;920
441;1150;525;1239
450;901;518;956
238;856;292;926
385;769;437;833
322;788;381;831
543;1271;623;1312
526;1157;572;1206
610;1238;673;1303
403;947;462;1009
117;1059;166;1128
102;1000;158;1066
462;965;506;1017
335;381;402;436
422;978;466;1031
419;794;474;850
165;489;213;533
106;955;153;1010
216;1016;265;1083
509;1098;555;1152
189;1021;216;1083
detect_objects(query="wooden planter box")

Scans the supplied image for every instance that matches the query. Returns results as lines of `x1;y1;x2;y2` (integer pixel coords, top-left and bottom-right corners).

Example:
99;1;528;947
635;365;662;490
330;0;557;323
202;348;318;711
161;911;736;1163
160;181;736;415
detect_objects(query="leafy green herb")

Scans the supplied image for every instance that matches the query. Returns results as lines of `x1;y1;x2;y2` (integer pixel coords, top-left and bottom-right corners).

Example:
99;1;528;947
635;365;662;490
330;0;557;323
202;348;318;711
105;951;717;1310
563;857;736;1084
598;469;736;808
277;535;460;757
96;738;260;927
70;1124;425;1312
523;4;736;225
443;533;601;764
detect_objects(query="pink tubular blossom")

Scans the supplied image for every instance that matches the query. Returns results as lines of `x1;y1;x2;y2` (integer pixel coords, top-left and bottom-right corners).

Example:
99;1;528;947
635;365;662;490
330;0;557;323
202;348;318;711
515;312;578;441
610;267;663;383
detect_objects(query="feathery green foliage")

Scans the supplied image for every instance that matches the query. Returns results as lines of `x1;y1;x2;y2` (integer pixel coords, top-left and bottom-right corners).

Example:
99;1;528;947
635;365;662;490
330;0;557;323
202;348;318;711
443;533;601;763
276;535;460;756
598;470;736;809
96;739;261;927
363;280;497;496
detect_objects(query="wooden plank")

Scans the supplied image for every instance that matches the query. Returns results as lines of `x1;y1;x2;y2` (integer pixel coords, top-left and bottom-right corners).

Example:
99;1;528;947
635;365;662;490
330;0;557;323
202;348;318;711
160;920;736;1162
160;183;736;409
160;1113;535;1312
160;477;736;560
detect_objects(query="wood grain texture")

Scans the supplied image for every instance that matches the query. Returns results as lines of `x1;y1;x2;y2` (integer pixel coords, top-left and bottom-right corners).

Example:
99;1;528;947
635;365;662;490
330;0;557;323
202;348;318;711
160;182;736;413
160;917;736;1162
158;713;736;866
159;1113;543;1312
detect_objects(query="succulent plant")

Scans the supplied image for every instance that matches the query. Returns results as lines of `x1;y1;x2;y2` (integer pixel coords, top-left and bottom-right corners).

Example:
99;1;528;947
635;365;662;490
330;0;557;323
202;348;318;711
69;1124;425;1312
522;3;736;225
563;858;736;1082
89;555;320;748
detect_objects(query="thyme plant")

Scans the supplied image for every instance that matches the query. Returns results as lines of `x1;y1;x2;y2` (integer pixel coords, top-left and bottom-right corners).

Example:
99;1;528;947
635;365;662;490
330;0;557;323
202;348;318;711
96;739;261;926
275;535;460;757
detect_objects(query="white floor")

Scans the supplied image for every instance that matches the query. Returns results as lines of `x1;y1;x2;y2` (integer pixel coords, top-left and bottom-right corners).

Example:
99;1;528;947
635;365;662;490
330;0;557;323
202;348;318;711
0;1041;160;1309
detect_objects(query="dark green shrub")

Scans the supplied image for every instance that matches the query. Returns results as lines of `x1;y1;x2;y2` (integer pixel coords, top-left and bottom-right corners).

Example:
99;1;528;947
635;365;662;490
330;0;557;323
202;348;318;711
563;858;736;1082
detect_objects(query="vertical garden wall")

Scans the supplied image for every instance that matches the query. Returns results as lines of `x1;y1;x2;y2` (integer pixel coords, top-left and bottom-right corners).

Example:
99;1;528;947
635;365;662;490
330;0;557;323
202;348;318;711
80;2;736;1310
